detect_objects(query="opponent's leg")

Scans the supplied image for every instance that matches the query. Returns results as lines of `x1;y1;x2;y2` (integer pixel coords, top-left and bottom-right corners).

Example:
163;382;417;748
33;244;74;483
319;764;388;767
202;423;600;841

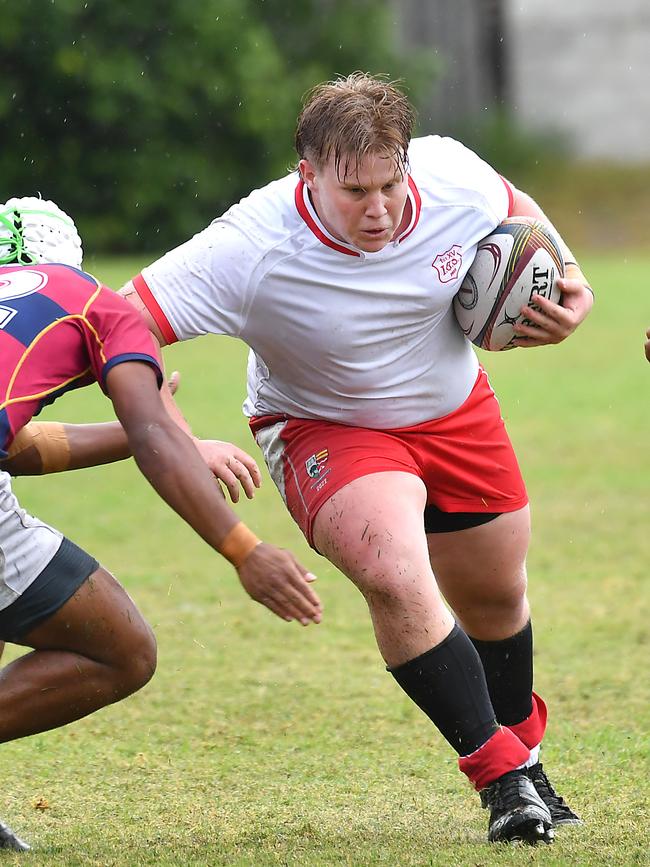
0;631;30;850
312;473;550;844
0;565;157;741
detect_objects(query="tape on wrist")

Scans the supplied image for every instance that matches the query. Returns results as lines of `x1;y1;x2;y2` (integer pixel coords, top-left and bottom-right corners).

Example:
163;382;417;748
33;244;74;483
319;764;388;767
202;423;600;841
219;521;261;568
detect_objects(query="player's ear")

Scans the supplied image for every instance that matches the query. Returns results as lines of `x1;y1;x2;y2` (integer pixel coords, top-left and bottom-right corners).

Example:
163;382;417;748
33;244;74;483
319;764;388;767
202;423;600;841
299;158;318;190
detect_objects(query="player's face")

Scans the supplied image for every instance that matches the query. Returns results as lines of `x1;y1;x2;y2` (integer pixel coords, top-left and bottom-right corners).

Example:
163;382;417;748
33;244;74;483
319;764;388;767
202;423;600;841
300;152;409;253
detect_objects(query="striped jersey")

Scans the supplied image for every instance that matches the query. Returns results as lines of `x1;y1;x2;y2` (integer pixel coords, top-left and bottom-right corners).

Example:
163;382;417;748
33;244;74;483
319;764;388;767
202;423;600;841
0;263;162;458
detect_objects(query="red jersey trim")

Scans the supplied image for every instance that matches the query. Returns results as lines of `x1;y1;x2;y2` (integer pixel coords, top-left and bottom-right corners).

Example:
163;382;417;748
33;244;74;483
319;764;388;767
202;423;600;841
397;176;422;244
500;175;515;216
294;176;422;255
132;273;178;345
294;180;360;257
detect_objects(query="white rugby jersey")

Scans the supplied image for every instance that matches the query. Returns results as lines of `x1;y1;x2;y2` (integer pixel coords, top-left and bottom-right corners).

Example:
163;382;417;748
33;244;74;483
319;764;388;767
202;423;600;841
137;136;512;429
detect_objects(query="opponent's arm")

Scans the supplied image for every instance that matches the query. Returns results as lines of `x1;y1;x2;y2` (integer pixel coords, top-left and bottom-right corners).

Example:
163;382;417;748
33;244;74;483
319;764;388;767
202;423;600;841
1;372;182;477
105;360;321;626
119;280;262;503
507;186;593;348
2;421;129;476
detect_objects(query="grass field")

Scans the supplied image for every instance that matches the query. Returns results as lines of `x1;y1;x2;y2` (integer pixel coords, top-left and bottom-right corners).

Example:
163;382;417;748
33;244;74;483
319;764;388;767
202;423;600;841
1;254;648;866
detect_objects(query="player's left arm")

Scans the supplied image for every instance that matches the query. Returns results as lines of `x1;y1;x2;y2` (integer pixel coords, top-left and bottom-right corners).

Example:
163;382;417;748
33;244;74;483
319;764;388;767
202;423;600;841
508;185;594;348
2;372;181;477
2;421;130;476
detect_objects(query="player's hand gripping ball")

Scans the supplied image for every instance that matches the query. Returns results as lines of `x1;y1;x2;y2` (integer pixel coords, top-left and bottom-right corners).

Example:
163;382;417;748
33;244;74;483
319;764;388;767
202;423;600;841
454;216;563;351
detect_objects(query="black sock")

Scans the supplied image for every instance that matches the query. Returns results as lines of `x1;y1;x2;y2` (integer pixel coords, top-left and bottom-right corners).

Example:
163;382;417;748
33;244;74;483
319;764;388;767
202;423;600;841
389;623;499;755
469;620;533;727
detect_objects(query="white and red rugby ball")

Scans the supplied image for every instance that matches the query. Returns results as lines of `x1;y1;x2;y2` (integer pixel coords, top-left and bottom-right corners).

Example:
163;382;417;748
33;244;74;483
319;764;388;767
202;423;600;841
453;216;564;351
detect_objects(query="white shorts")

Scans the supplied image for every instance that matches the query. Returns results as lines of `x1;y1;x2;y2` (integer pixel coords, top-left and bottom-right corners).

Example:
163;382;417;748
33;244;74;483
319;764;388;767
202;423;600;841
0;470;63;612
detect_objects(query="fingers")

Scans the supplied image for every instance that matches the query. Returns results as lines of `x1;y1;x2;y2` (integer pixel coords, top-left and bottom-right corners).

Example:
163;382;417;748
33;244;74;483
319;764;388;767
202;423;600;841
218;463;242;503
230;447;262;496
259;581;322;625
512;290;580;346
222;455;260;502
238;546;322;626
195;440;262;502
261;567;322;625
513;305;567;345
167;370;181;395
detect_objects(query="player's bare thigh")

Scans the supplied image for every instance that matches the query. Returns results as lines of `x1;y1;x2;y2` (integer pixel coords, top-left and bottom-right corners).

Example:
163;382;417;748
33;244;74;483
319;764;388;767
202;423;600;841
313;471;430;582
15;566;156;674
426;505;531;641
312;471;455;662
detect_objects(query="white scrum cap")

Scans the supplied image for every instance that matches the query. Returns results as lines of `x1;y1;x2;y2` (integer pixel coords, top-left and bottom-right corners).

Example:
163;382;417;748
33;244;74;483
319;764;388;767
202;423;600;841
0;196;83;269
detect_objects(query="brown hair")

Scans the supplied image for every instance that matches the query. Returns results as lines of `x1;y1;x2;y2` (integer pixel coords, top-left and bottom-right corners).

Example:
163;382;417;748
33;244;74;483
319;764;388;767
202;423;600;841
295;72;416;179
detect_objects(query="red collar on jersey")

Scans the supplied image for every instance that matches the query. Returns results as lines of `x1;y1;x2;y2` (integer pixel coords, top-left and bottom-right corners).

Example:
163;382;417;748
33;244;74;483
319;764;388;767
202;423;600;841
294;175;421;256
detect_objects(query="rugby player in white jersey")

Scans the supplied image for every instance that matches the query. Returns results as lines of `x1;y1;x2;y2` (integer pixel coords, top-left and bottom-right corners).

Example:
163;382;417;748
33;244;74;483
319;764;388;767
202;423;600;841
121;73;593;845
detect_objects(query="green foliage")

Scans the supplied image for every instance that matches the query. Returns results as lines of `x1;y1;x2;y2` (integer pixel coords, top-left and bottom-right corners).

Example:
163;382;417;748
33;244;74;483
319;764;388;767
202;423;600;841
0;0;436;253
454;109;568;179
452;111;650;252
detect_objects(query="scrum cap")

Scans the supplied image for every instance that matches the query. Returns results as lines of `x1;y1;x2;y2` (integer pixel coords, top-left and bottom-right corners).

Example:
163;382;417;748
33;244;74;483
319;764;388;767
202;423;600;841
0;196;83;269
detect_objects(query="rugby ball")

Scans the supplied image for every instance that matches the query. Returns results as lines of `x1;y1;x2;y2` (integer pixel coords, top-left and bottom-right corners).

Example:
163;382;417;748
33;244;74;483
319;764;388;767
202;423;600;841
453;217;563;351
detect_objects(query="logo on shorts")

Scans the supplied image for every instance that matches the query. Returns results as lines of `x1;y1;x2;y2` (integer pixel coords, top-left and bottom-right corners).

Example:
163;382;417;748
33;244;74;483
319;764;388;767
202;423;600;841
305;449;329;479
432;244;462;283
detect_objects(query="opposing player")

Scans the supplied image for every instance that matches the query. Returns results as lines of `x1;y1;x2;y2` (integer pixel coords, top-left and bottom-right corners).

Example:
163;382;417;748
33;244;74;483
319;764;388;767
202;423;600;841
121;74;593;844
0;197;321;852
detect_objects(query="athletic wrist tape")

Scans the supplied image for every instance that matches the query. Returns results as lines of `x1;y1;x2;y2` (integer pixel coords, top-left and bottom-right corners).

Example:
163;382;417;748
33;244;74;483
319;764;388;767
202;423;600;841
219;521;261;567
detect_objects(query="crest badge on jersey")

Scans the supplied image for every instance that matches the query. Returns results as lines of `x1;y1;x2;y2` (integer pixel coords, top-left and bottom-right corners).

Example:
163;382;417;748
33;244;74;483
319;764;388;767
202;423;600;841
432;244;463;283
305;449;329;479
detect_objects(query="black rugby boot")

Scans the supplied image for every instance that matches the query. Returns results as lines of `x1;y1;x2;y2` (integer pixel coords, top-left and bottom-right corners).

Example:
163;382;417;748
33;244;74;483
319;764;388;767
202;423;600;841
0;819;30;852
480;769;554;844
526;762;582;826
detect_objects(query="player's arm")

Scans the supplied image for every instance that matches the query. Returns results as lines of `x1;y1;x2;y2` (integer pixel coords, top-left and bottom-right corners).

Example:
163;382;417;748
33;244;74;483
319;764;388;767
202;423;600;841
2;421;130;476
119;280;262;503
508;185;594;348
645;327;650;363
1;372;182;477
105;360;322;626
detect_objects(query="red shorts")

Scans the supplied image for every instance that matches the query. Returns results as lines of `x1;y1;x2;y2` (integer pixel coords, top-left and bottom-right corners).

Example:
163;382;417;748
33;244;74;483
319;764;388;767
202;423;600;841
250;368;528;547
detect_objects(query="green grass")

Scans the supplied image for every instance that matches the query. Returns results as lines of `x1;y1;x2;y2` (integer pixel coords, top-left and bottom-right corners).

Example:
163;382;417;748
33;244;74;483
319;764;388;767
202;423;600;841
1;254;649;865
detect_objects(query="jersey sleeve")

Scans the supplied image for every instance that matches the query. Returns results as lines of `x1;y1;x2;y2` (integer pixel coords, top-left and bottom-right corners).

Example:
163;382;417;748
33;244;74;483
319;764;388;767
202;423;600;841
136;220;259;343
83;285;163;392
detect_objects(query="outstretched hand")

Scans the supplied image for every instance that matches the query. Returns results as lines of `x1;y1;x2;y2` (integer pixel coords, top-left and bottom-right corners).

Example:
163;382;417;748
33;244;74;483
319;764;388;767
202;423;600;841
194;439;262;503
237;543;322;625
512;265;593;348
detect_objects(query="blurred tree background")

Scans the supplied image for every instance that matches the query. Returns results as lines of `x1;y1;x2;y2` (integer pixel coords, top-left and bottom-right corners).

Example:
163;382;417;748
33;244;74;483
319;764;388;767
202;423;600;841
0;0;437;253
2;0;647;254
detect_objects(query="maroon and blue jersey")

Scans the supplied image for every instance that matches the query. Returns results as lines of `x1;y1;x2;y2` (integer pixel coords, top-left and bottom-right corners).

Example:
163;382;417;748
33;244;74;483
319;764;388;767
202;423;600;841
0;263;163;458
